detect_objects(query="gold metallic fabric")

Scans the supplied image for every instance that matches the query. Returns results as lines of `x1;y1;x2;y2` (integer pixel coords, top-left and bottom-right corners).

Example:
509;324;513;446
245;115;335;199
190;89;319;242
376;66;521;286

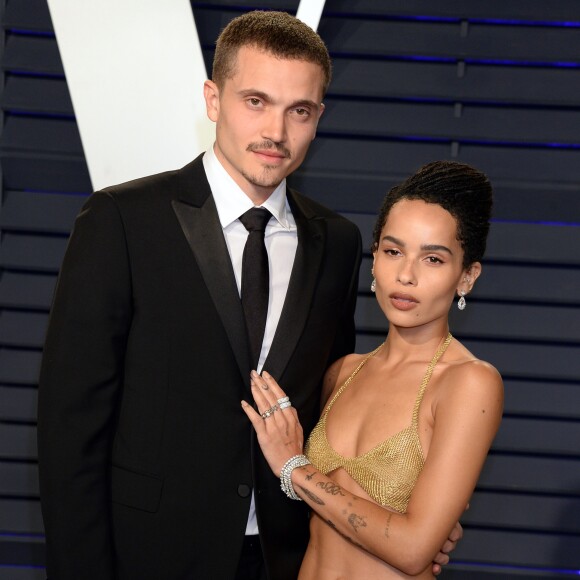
305;333;453;513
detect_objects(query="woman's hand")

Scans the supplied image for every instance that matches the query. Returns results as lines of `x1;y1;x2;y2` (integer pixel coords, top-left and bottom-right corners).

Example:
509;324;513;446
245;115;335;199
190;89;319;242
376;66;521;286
241;370;304;476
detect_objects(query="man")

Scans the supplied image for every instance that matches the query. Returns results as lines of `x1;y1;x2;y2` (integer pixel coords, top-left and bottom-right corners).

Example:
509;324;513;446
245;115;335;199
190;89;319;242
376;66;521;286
38;11;457;579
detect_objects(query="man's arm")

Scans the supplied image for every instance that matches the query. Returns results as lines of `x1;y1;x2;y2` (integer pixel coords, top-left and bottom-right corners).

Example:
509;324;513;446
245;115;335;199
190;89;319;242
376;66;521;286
38;192;132;579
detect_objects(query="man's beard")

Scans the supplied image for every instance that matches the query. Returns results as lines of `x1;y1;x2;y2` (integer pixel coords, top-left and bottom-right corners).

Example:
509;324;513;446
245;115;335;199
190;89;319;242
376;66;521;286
244;140;292;189
240;165;285;190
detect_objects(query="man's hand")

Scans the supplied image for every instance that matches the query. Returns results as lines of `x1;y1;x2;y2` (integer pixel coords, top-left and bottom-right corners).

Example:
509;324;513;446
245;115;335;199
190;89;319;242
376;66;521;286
431;520;463;576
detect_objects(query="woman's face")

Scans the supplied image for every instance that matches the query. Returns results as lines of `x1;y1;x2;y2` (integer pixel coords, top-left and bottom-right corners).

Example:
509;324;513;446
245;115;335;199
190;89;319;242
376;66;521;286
372;199;479;330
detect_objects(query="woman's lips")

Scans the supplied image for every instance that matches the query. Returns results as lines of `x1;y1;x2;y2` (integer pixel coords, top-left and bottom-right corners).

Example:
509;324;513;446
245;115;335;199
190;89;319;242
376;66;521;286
389;293;419;311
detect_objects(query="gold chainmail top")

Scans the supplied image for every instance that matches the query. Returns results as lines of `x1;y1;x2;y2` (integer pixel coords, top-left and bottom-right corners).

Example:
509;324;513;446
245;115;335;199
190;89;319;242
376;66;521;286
305;333;453;513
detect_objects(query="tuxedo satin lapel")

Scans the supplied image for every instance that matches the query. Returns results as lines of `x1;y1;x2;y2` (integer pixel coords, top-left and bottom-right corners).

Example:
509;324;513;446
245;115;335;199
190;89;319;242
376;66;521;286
172;194;251;385
263;192;326;382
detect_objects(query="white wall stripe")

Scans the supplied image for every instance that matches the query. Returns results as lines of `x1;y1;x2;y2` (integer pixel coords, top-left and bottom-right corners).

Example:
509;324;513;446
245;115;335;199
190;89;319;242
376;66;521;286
47;0;214;191
296;0;326;31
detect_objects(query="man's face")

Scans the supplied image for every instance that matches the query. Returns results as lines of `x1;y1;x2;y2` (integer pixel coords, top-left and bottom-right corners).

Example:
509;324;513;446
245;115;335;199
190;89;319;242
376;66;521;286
204;45;325;203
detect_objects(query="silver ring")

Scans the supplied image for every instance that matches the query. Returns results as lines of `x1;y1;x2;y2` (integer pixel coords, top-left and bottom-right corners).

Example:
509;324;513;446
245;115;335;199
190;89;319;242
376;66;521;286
277;396;290;404
261;404;278;419
279;401;292;410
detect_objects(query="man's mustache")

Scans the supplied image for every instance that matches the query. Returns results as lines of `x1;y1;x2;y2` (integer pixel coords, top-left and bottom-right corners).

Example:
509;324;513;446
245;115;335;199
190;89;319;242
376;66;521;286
247;141;291;160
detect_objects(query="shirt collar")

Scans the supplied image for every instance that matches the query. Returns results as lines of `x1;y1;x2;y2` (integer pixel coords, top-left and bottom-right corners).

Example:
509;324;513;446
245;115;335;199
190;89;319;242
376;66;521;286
203;145;291;229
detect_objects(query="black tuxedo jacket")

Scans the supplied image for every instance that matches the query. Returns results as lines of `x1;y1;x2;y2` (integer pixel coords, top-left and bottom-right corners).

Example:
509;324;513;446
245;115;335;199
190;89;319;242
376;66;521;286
38;155;362;579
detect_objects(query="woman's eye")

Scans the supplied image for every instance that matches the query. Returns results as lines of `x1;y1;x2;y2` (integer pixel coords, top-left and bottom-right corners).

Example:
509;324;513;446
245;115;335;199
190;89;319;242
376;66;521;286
426;256;443;264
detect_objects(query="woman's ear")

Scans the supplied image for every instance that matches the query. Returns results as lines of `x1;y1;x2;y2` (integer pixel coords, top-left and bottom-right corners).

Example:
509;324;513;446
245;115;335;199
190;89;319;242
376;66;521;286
458;262;482;295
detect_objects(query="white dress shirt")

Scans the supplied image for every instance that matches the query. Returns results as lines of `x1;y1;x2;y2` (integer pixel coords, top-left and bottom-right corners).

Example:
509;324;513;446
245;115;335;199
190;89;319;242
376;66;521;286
202;146;298;534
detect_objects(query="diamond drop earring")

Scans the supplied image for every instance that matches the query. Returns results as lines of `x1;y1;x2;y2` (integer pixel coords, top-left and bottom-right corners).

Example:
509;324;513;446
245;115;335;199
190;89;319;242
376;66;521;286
457;290;466;311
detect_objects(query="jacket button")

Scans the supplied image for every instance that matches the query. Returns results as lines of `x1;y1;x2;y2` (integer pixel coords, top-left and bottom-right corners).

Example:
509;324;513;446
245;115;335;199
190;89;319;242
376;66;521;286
237;484;252;498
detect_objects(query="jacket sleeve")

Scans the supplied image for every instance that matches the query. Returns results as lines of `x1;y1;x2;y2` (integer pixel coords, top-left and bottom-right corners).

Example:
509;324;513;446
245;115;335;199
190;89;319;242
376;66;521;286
326;221;362;366
38;191;132;579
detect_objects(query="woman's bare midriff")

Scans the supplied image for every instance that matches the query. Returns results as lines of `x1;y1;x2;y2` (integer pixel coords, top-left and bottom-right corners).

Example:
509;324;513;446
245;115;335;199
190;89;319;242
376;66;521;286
297;470;434;580
299;512;434;580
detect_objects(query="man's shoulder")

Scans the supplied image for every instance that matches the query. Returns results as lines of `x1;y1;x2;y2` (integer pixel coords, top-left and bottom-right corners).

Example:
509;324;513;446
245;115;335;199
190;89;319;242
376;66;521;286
98;155;206;202
288;188;359;230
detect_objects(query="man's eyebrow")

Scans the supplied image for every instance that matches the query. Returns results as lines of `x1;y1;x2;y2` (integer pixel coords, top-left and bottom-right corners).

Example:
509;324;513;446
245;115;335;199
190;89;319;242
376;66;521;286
238;90;319;110
290;99;320;110
238;89;272;102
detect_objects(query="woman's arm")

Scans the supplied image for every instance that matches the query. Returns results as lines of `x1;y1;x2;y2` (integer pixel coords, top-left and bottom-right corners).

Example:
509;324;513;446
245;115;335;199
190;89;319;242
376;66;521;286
242;363;502;576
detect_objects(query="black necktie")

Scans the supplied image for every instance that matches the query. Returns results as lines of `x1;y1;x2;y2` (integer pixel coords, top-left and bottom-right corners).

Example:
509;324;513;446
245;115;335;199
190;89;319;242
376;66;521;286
239;207;272;368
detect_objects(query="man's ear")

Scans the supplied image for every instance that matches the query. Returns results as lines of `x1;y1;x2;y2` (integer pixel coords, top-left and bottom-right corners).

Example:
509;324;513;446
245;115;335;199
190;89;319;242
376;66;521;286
311;102;326;141
203;80;220;122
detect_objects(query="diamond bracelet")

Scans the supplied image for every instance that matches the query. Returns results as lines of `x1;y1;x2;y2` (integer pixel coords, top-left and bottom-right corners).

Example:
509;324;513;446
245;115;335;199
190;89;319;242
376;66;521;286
279;454;311;500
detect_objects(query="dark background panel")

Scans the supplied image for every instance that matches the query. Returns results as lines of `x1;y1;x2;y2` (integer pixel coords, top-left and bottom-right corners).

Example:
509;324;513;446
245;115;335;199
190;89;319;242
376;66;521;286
324;0;580;22
319;17;580;63
319;99;580;145
0;272;56;310
0;233;68;272
0;191;87;233
0;424;37;460
329;59;580;106
2;34;64;75
464;491;580;534
302;137;580;185
2;76;73;116
0;386;38;422
450;528;580;569
477;455;580;495
0;311;49;349
0;349;42;385
502;379;580;420
0;500;43;536
0;463;39;497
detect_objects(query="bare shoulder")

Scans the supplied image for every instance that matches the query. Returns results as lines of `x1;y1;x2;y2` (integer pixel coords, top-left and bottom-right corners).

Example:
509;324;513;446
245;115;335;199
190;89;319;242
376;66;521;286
321;352;370;408
437;341;504;410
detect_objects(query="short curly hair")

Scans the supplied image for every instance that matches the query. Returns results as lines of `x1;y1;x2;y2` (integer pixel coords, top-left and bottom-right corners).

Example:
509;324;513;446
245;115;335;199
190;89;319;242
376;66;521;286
372;161;493;268
212;10;332;96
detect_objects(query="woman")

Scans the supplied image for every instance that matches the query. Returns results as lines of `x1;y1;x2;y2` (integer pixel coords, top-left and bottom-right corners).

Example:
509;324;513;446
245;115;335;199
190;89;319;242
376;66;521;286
242;161;504;579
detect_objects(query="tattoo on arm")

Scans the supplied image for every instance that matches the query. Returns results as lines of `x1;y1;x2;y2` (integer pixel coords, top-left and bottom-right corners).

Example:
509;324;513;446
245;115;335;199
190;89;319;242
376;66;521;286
384;512;392;539
347;513;368;534
298;486;325;505
325;519;365;549
316;481;346;496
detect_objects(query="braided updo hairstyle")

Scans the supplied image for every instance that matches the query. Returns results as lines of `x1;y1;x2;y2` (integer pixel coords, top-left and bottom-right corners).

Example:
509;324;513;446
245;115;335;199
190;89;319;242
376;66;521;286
372;161;493;268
